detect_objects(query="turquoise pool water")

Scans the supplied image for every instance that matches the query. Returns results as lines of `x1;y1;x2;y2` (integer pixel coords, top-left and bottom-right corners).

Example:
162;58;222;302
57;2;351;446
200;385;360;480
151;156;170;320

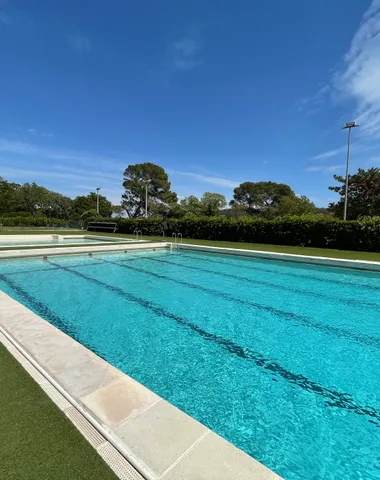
0;249;379;479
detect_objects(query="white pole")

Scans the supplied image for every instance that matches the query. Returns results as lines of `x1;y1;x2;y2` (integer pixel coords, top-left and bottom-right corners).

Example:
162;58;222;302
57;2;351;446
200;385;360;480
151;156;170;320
145;182;148;218
343;127;351;221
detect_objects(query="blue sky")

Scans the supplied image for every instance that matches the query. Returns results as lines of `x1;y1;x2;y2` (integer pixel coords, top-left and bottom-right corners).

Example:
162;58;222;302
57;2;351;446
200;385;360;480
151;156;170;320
1;0;379;207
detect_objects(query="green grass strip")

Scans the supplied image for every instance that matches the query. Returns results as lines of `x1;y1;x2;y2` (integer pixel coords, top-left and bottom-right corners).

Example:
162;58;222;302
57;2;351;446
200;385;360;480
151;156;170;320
0;344;117;480
1;229;380;261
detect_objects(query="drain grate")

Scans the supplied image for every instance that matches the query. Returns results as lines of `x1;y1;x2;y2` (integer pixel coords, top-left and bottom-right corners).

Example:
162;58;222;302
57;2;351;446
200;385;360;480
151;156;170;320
43;383;72;411
65;406;106;449
0;331;148;480
97;443;145;480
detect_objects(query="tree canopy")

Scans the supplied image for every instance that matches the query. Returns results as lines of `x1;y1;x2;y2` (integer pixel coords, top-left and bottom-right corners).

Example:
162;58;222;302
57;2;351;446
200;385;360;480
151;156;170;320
328;168;380;219
230;181;295;216
122;163;178;217
71;192;113;219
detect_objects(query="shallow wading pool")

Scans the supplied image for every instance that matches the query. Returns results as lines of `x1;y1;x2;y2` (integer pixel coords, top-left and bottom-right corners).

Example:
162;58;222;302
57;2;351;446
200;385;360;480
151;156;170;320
0;234;133;247
0;248;379;479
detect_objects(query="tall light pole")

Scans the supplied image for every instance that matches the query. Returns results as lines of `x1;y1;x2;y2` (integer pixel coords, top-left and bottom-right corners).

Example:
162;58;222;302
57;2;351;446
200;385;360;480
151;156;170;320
144;179;151;218
342;122;359;221
96;187;101;214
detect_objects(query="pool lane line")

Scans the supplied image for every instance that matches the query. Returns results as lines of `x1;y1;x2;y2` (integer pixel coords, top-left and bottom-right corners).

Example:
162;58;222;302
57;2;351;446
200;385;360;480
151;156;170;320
46;258;380;425
95;257;380;352
0;273;80;343
180;252;380;292
6;253;380;349
126;255;380;312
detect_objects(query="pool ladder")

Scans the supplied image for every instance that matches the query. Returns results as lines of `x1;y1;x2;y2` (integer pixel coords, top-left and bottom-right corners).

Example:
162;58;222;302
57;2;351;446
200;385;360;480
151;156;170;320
171;232;182;251
133;229;142;241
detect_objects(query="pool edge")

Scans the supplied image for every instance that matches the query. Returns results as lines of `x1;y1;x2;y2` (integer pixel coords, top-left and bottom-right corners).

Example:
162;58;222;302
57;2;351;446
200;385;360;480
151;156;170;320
0;290;281;480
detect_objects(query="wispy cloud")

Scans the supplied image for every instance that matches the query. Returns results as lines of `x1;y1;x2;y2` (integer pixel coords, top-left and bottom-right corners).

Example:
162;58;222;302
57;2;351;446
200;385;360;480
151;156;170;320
67;33;90;52
295;84;331;115
28;128;54;138
0;138;124;169
332;0;380;140
170;37;202;71
170;170;240;188
311;146;346;161
305;164;345;173
0;10;12;25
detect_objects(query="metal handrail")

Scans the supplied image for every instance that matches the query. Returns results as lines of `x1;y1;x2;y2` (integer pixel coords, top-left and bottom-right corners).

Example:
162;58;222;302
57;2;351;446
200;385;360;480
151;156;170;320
177;233;183;244
172;232;177;243
133;229;142;241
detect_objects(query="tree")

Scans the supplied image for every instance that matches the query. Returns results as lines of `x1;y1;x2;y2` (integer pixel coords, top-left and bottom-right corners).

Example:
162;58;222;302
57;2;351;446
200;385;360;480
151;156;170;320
179;196;203;216
200;192;227;216
230;181;294;216
111;205;124;217
328;168;380;219
122;163;178;218
13;182;72;219
272;195;317;217
0;177;21;215
71;192;112;219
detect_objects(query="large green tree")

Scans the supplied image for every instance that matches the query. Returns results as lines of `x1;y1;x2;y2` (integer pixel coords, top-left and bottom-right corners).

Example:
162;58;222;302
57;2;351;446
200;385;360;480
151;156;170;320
179;192;227;217
200;192;227;216
0;177;21;215
122;163;178;217
272;195;317;217
230;181;294;216
8;182;72;219
71;192;112;219
328;167;380;219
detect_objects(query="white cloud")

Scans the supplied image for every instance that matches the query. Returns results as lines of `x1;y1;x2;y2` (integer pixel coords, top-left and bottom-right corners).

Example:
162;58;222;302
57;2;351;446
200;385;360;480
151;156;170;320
171;37;202;70
311;146;346;161
333;0;380;139
305;164;345;173
67;34;90;52
170;170;240;188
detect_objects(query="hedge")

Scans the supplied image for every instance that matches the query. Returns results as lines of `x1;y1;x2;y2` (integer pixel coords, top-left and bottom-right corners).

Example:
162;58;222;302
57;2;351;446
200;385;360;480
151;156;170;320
3;214;380;252
109;216;380;252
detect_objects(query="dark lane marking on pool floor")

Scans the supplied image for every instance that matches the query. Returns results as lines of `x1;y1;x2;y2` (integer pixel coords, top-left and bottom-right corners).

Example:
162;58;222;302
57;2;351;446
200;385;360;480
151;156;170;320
180;252;380;292
96;257;380;351
46;259;380;425
0;273;80;342
129;255;380;311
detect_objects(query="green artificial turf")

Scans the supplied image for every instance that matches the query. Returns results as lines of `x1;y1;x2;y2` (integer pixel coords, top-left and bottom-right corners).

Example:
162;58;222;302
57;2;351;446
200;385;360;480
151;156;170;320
1;229;380;261
0;344;117;480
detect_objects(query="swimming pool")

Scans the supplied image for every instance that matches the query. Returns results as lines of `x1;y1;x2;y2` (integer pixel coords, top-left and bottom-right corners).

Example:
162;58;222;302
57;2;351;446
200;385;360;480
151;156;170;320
0;248;379;479
0;234;132;247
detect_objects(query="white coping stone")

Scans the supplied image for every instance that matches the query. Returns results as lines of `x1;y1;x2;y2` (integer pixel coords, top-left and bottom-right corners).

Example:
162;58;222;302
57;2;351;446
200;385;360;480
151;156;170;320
0;289;282;480
0;241;168;259
179;243;380;271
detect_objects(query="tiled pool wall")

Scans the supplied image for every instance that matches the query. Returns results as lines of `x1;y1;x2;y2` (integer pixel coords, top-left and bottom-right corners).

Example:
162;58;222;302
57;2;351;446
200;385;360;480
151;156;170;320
2;241;380;480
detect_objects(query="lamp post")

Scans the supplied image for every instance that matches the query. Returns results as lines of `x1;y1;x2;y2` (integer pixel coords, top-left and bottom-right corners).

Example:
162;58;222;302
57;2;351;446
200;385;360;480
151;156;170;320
342;122;359;221
144;179;151;218
96;187;101;214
